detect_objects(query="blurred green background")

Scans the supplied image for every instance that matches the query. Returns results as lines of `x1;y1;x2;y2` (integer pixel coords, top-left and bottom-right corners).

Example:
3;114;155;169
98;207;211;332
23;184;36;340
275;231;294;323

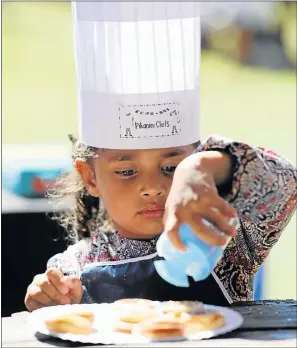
2;2;296;300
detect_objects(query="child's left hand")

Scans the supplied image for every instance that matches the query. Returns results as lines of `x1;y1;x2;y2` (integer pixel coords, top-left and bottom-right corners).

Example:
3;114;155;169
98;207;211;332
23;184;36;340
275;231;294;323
164;153;238;251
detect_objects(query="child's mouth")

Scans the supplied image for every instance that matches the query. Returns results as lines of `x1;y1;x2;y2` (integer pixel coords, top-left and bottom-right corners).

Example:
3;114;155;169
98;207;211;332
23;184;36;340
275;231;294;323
140;209;165;219
139;204;165;219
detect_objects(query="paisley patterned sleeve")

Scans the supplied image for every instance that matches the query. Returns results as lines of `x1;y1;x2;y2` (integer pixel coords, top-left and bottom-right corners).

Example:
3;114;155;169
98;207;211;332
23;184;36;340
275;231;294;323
197;135;297;276
46;244;81;276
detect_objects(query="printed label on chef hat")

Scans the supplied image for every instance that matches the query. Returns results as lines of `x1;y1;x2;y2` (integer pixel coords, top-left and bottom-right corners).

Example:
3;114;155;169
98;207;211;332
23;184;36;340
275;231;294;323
72;1;201;149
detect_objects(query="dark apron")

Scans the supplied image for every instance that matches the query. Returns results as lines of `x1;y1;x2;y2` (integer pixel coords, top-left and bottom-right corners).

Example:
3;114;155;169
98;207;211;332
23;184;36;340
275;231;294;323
80;254;230;306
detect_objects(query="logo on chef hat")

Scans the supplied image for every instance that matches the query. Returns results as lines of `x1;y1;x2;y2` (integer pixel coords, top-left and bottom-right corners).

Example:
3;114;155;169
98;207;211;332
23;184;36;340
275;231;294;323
119;102;181;139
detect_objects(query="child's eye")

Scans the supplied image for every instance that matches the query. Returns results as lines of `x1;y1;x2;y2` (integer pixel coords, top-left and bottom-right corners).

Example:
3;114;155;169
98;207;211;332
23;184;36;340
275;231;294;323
115;169;137;177
162;166;176;174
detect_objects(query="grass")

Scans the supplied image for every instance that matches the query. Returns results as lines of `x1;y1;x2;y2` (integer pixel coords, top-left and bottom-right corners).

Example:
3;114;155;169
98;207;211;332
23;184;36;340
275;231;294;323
2;2;296;300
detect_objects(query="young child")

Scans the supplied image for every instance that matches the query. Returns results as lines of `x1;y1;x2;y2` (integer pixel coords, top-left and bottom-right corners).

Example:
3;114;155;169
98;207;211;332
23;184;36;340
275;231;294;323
25;2;296;311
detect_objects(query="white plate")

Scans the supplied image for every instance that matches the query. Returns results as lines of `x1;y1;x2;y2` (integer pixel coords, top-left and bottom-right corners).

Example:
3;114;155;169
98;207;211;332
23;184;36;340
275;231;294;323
27;303;244;345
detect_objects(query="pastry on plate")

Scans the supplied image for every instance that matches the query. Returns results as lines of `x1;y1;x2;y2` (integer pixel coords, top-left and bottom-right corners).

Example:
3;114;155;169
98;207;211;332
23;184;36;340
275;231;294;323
159;301;225;333
160;301;203;317
112;300;160;334
184;311;225;333
113;307;159;334
118;306;159;324
70;311;94;324
113;319;136;334
45;313;93;335
133;316;185;340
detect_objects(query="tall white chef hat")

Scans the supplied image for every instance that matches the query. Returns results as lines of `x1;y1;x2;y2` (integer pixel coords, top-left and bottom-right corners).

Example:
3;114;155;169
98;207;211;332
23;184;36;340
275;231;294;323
72;1;201;149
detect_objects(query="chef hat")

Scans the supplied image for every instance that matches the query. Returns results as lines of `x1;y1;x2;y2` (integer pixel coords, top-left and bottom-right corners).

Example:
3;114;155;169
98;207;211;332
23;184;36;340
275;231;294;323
72;1;200;149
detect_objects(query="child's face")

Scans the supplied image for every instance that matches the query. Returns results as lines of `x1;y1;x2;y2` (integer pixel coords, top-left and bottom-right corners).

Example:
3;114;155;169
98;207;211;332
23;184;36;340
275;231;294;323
79;145;194;239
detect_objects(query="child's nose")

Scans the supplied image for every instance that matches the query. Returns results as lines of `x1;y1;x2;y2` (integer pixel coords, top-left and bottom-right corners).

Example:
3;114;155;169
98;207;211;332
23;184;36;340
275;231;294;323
141;186;166;197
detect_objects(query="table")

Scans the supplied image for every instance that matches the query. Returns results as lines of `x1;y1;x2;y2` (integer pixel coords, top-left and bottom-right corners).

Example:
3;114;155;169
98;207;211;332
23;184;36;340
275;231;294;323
2;300;297;347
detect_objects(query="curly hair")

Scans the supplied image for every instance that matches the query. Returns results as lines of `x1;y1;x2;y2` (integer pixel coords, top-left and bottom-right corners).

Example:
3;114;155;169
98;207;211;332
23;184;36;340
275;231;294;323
47;134;115;243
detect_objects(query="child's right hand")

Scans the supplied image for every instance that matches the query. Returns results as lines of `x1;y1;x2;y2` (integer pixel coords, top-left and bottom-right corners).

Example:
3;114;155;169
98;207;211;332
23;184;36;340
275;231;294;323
25;268;83;312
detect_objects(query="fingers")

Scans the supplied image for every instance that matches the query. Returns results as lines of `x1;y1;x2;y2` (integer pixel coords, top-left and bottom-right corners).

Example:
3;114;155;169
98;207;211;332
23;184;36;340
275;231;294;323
29;284;53;304
39;269;82;305
203;208;237;237
189;190;236;219
166;212;228;250
24;269;81;312
25;298;44;312
164;206;188;252
210;196;237;218
187;216;228;246
164;206;236;251
25;269;72;312
165;216;186;252
62;276;83;304
25;284;53;312
34;275;70;305
167;229;186;252
46;268;69;295
165;191;237;248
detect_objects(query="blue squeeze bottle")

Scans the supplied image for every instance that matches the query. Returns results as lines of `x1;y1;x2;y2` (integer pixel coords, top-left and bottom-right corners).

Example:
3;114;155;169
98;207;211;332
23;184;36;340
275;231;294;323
154;217;239;287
